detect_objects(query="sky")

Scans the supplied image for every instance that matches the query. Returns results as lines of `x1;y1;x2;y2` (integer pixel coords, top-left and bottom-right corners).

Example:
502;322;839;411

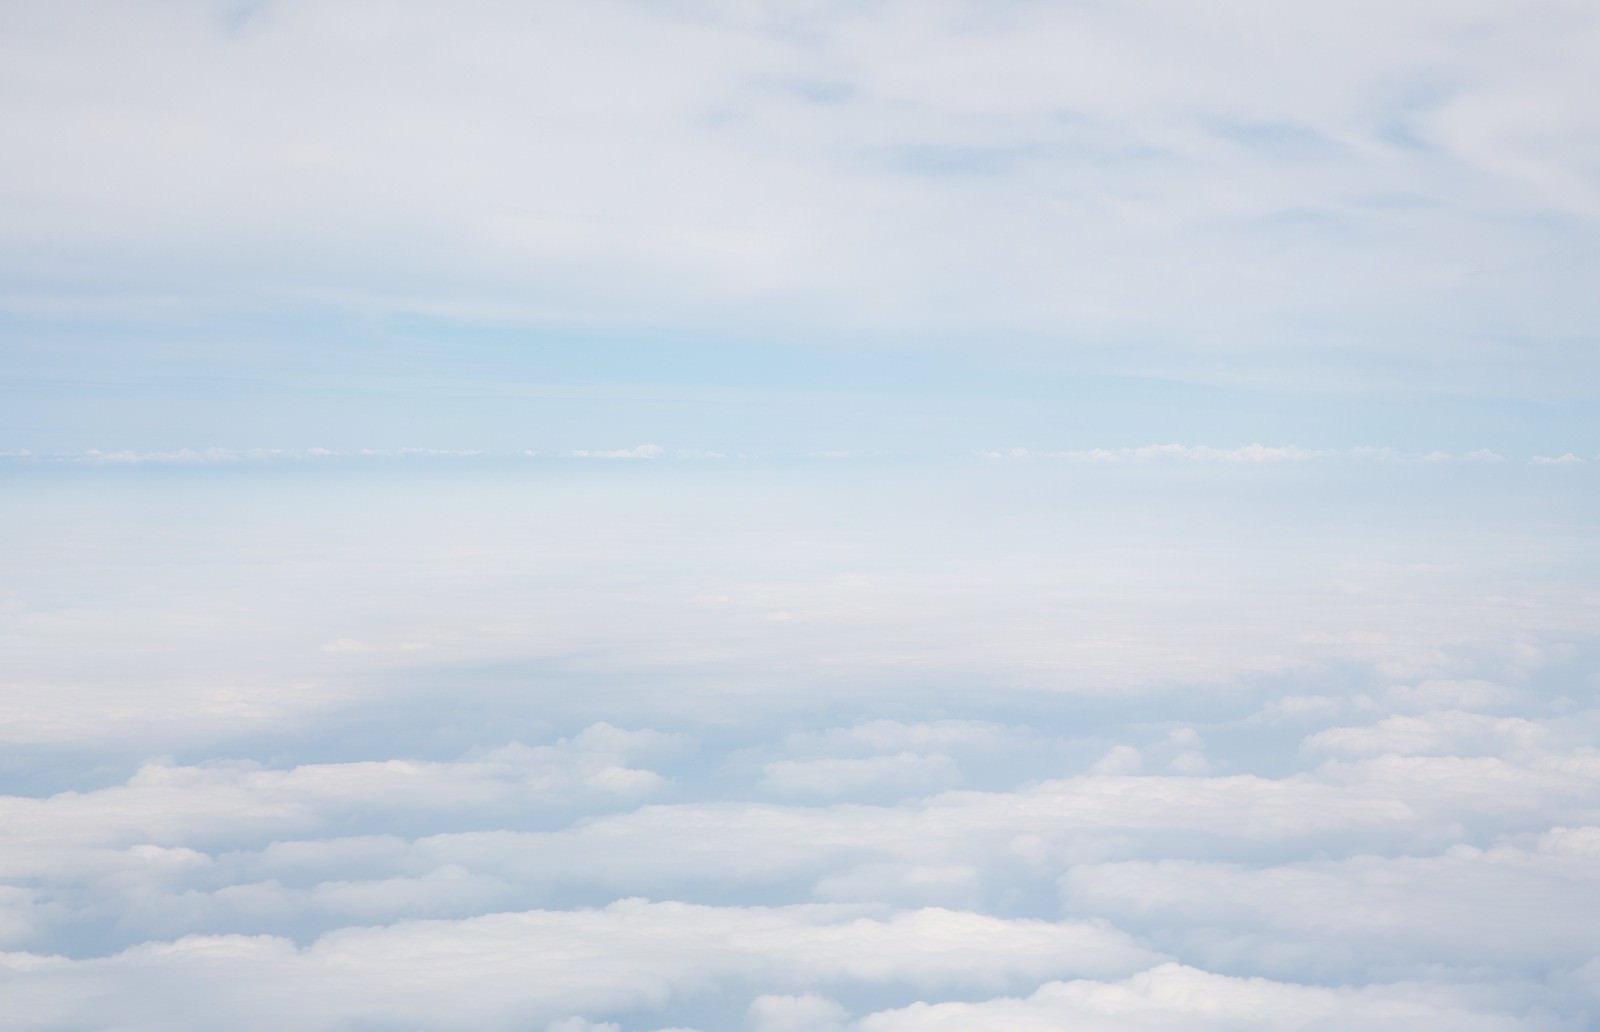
1;2;1599;1030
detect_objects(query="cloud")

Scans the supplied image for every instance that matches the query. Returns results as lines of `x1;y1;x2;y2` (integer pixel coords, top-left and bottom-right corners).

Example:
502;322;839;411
17;703;1594;967
1060;444;1329;463
48;447;476;465
17;455;1596;762
855;963;1545;1031
0;903;1158;1031
1302;710;1555;757
3;1;1598;395
980;445;1531;464
568;445;667;459
71;740;1581;924
981;444;1327;463
0;723;673;859
1089;746;1144;776
5;404;1600;1029
5;3;1600;1020
749;993;849;1032
74;448;337;465
1059;830;1600;979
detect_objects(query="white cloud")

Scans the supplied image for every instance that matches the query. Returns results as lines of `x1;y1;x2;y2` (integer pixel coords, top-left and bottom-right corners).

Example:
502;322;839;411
749;993;849;1032
3;2;1598;391
1060;444;1328;463
18;724;1595;969
4;380;1600;1032
982;445;1546;465
0;724;672;859
8;458;1595;758
0;903;1158;1031
1248;694;1349;724
1302;710;1555;757
48;447;480;465
568;444;667;459
547;1020;621;1032
1167;751;1213;776
1089;746;1144;776
855;963;1543;1031
982;444;1327;463
145;744;1589;917
1059;831;1600;978
78;447;247;464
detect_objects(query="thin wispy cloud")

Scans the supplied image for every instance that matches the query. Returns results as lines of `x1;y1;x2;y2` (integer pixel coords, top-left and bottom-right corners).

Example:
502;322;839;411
976;444;1528;464
3;0;1599;405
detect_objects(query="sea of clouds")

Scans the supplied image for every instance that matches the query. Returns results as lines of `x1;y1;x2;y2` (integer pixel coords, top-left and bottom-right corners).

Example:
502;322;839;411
2;455;1596;1030
4;4;1599;1024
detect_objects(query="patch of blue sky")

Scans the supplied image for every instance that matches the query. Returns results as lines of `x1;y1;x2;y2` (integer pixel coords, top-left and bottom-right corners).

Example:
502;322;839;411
4;300;1599;458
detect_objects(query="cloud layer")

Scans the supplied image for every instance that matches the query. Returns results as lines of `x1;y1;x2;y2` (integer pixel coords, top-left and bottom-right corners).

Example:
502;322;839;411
3;2;1598;1027
3;459;1598;1028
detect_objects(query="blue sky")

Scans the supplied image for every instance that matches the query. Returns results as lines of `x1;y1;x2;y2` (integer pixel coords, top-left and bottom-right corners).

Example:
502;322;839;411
5;304;1600;457
2;2;1599;1030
